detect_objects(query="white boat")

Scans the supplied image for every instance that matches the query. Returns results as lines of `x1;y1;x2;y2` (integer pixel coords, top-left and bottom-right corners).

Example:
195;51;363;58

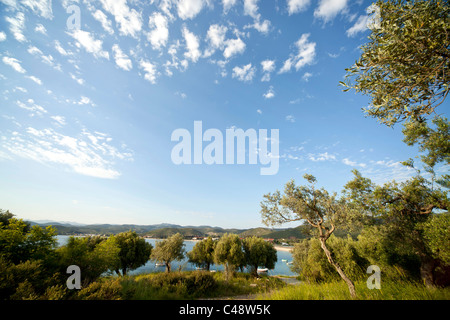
257;268;269;273
155;262;165;267
286;261;293;265
281;259;287;262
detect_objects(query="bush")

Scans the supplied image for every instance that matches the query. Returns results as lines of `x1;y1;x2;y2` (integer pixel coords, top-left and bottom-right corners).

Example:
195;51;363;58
76;278;122;300
291;235;369;283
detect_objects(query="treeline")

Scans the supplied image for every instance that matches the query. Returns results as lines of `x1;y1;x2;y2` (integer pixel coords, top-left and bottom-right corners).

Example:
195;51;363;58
0;210;277;300
35;222;315;241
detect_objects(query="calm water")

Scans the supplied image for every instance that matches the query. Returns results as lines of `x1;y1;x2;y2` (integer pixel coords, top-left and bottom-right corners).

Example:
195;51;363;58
56;235;296;276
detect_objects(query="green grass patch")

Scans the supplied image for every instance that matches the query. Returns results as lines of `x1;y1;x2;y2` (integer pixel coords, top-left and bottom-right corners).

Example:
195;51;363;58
77;271;286;300
257;280;450;300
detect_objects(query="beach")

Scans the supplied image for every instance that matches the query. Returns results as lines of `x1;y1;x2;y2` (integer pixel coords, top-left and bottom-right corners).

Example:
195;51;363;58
274;245;294;252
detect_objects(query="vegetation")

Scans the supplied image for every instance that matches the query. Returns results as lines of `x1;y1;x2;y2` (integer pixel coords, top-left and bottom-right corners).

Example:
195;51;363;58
150;233;185;273
187;236;216;270
214;233;245;280
261;174;360;297
259;281;450;300
1;0;449;302
113;231;152;276
243;236;278;277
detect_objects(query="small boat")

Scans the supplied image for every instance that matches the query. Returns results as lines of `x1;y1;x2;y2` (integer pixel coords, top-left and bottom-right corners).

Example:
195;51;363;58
281;259;287;262
286;261;293;265
257;268;269;273
155;262;165;267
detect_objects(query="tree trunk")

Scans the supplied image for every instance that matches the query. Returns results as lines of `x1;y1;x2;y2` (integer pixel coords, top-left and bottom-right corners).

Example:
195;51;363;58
420;256;437;287
165;262;171;273
320;238;357;298
122;268;127;276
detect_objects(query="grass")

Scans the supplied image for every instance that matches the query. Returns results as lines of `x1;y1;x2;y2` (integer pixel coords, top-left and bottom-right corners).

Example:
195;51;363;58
116;271;286;300
257;280;450;300
76;272;449;300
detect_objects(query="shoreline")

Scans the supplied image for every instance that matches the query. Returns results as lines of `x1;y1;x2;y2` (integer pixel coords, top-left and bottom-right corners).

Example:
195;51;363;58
274;245;294;252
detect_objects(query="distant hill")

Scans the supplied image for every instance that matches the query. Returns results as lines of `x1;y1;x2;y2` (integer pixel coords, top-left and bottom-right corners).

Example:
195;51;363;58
31;220;318;240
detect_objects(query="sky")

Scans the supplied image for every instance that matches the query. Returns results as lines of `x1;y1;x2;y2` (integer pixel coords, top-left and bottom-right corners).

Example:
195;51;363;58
1;0;447;229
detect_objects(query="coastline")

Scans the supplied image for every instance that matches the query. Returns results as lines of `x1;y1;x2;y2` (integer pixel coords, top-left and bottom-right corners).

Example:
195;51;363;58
274;245;294;252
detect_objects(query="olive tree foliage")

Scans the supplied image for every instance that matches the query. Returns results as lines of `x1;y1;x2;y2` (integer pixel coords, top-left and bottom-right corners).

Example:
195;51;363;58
187;237;216;271
242;236;277;277
341;0;450;182
261;174;361;298
344;169;449;286
58;236;120;284
214;233;244;280
150;233;185;273
341;0;449;126
113;231;153;276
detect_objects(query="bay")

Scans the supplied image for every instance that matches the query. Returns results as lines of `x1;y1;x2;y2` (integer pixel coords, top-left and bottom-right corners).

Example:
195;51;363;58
56;235;296;276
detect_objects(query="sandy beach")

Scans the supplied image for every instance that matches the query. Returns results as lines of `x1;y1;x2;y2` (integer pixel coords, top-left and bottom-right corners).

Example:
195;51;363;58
274;245;294;252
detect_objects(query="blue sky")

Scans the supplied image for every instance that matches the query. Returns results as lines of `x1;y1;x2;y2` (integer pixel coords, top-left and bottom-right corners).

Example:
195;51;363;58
1;0;446;228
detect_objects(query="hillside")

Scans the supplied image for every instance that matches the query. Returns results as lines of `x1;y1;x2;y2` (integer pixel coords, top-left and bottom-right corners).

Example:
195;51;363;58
32;220;317;240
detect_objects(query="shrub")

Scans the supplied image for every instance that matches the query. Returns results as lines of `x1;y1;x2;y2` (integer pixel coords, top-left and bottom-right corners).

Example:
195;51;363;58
76;278;122;300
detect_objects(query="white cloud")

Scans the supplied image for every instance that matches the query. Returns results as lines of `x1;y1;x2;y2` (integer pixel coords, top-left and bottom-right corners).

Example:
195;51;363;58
204;24;228;57
27;45;60;70
70;73;85;85
147;12;169;50
112;44;132;71
361;159;416;184
6;12;26;42
21;0;53;19
257;109;262;114
69;29;110;60
285;115;296;123
263;86;275;99
78;96;94;106
0;31;6;41
342;158;366;168
244;0;259;19
177;0;205;20
279;33;316;73
26;75;42;85
308;152;336;161
314;0;348;23
346;15;368;37
51;115;66;126
223;38;246;59
139;59;158;84
347;5;381;37
204;24;246;59
54;40;71;56
302;72;312;81
287;0;311;15
232;63;256;82
34;23;47;35
2;56;26;73
93;9;115;35
2;127;133;179
222;0;237;13
261;59;275;81
99;0;142;38
242;0;272;34
16;99;47;116
247;18;271;34
182;26;201;63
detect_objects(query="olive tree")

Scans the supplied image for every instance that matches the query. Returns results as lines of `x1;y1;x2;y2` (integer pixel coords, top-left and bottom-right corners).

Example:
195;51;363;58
242;236;277;277
187;237;216;271
150;233;185;273
261;174;359;298
113;231;152;276
214;233;244;280
341;0;450;183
